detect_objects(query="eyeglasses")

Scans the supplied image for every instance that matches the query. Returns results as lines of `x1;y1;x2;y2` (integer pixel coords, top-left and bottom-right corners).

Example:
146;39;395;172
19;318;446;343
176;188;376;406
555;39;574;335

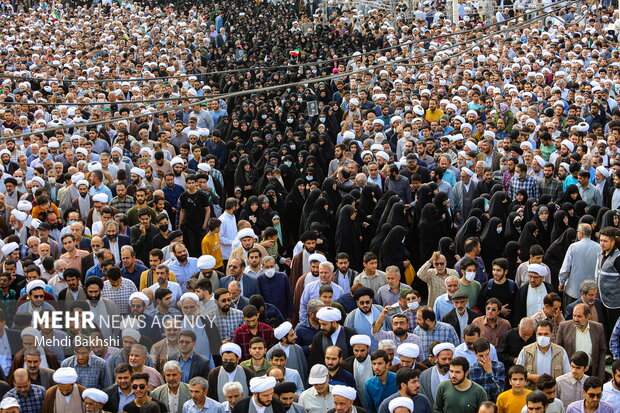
132;384;147;390
486;307;499;311
178;340;193;345
586;393;602;399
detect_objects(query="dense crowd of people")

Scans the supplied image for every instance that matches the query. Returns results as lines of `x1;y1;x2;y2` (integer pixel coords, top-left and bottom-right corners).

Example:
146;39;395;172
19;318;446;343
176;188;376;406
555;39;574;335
0;0;619;413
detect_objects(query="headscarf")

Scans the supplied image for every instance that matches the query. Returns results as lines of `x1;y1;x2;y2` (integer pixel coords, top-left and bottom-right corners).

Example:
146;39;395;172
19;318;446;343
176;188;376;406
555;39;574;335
454;216;481;257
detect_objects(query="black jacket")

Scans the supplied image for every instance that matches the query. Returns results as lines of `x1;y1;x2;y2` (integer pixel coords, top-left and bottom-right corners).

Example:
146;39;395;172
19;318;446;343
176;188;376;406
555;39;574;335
497;327;536;369
103;384;122;413
442;308;479;338
309;326;357;367
512;281;555;325
232;396;286;413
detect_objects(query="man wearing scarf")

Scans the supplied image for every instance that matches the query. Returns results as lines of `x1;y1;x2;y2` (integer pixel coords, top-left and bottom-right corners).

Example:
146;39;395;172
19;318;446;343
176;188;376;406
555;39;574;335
42;367;85;413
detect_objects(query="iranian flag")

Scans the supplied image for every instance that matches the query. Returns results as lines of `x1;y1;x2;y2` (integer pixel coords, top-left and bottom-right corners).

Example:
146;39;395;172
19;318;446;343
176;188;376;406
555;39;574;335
289;49;300;57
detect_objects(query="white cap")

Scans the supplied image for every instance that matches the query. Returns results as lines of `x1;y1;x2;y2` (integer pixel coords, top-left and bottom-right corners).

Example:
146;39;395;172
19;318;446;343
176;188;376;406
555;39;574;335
397;343;420;358
53;367;78;384
179;292;200;304
82;389;108;404
332;385;357;401
528;263;548;277
197;255;216;270
92;193;108;203
350;334;371;347
432;342;456;356
130;167;145;178
250;376;277;393
388;397;414;413
316;306;342;322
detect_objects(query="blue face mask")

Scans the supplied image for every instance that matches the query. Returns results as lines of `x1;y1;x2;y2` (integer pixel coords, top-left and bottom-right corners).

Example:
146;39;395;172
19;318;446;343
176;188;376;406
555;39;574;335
284;161;292;167
466;160;474;167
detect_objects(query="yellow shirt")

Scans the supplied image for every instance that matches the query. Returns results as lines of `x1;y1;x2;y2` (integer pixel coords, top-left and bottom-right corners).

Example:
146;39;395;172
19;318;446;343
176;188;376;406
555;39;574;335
497;389;531;413
201;232;224;269
425;109;444;123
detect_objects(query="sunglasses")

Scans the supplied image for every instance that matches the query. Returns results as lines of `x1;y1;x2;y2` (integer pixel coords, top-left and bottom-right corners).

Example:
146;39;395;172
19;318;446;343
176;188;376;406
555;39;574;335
132;384;147;390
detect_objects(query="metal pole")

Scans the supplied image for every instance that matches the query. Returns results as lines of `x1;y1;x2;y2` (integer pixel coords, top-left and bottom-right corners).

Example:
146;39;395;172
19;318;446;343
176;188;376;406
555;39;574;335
452;0;459;25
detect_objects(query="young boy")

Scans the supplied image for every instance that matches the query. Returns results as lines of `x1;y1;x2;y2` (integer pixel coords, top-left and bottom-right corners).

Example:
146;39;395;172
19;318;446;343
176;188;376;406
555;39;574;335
201;218;223;271
240;336;272;376
497;365;531;413
555;351;590;407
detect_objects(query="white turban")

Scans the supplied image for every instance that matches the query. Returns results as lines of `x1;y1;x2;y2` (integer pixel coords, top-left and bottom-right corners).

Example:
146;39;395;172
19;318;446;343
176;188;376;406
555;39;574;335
53;367;78;384
129;292;150;307
237;228;257;240
528;263;548;277
534;155;545;167
376;151;389;161
197;255;216;270
0;149;10;158
274;322;293;340
121;328;141;342
26;280;46;294
82;388;108;404
308;253;326;263
179;292;200;304
130;167;145;178
332;385;357;401
197;163;212;172
461;167;474;177
350;334;371;347
75;147;88;156
220;342;242;358
389;397;414;413
170;157;184;167
76;180;89;188
87;162;102;172
316;307;342;322
433;342;456;356
11;210;28;222
250;376;277;393
597;166;610;178
92;193;108;203
1;242;18;256
561;139;575;152
71;172;85;184
17;200;33;211
397;343;420;358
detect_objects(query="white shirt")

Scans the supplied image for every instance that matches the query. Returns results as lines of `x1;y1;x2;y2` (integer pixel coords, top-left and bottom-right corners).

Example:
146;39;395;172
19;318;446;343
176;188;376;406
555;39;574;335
602;380;620;408
456;310;469;337
526;284;547;316
218;212;237;259
108;238;121;264
251;397;266;413
149;281;182;306
575;324;592;361
330;326;342;346
516;345;571;376
0;330;11;376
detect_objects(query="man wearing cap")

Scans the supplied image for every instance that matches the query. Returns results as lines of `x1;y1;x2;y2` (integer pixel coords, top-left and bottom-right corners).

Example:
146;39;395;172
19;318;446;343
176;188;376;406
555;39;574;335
5;369;46;413
9;210;29;245
441;290;479;339
273;382;304;413
42;367;86;413
512;265;555;324
309;307;356;366
266;322;307;383
1;398;22;413
207;343;254;403
453;167;478;222
299;365;334;413
60;335;110;388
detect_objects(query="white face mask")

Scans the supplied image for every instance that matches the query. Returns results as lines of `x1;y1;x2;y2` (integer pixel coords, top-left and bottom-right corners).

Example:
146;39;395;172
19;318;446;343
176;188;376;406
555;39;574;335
407;301;419;310
536;335;551;347
496;226;503;234
264;268;276;278
465;271;476;281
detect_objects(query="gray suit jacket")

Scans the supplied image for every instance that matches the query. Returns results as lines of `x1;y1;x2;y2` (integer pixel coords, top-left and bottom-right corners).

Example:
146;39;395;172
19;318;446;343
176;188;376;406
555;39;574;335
35;367;56;388
151;383;191;413
419;366;436;406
